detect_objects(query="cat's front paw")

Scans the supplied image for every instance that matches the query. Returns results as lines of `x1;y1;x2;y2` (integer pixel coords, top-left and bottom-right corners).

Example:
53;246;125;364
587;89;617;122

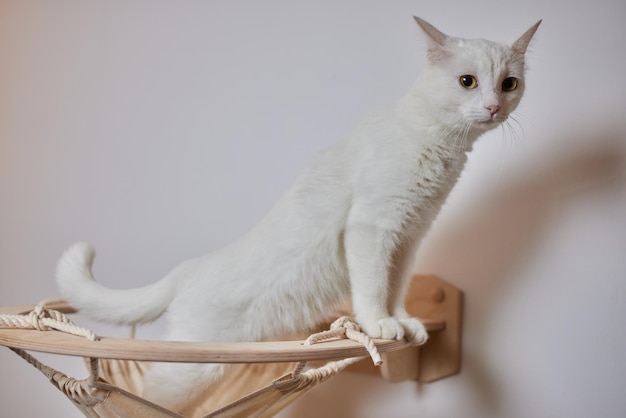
358;316;406;340
398;317;428;345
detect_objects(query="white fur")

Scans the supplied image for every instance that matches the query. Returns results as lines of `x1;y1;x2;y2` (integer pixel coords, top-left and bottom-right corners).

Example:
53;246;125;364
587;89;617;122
56;17;540;412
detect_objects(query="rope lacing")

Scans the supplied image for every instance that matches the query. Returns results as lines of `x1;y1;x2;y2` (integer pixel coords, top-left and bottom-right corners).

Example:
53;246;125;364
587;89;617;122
2;307;383;403
279;316;382;390
0;303;97;341
0;303;104;406
304;316;382;366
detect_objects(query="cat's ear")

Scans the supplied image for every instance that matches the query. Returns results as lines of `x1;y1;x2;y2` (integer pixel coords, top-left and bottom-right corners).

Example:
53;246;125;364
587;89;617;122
512;20;542;55
414;16;450;63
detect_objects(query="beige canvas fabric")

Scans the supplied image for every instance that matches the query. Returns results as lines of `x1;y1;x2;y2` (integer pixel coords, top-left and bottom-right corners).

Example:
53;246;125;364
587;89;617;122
1;305;376;418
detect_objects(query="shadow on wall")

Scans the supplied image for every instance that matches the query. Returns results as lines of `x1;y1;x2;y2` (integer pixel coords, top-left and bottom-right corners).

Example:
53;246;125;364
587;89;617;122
424;131;626;292
281;128;626;418
416;128;626;417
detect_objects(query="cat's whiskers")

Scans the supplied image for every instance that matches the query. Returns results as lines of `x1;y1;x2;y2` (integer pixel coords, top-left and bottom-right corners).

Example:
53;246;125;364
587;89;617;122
502;112;527;150
502;121;519;150
457;120;474;153
441;120;472;154
496;112;528;177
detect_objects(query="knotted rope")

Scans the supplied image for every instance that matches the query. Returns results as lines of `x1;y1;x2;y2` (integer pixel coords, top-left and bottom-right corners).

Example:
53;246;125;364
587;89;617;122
0;303;104;406
0;303;97;341
277;316;382;391
304;316;382;366
8;347;106;407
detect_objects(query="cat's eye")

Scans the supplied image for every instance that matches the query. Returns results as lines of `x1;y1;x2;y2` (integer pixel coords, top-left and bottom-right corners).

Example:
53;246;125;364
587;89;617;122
502;77;518;92
459;75;478;89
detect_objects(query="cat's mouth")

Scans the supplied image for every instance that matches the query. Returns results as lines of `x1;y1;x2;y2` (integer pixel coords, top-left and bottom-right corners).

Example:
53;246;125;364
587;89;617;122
473;116;503;131
468;111;503;126
477;114;504;125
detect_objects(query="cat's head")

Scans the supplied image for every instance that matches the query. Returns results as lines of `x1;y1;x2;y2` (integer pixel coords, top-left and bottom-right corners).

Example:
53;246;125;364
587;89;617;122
413;17;541;137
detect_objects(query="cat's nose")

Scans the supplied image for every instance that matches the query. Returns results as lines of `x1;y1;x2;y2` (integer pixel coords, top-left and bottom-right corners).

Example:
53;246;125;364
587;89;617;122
486;104;500;116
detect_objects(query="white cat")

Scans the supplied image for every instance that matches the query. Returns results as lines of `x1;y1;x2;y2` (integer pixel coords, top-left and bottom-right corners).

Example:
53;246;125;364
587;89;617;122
57;17;540;412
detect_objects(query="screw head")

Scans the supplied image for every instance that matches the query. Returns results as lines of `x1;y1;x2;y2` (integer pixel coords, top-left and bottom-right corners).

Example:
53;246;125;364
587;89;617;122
431;287;446;303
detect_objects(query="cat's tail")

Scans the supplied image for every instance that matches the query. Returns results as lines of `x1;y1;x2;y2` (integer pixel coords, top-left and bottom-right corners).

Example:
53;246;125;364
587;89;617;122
56;242;178;326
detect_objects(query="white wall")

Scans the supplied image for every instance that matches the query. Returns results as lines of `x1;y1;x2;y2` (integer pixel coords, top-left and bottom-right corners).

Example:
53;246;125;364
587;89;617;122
1;1;625;417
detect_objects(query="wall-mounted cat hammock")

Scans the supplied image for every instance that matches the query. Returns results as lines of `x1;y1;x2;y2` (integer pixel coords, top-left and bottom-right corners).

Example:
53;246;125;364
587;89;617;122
0;274;461;418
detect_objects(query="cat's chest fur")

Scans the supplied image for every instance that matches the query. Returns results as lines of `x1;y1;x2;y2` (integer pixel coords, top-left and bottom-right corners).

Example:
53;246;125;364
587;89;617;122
340;105;470;237
175;107;469;337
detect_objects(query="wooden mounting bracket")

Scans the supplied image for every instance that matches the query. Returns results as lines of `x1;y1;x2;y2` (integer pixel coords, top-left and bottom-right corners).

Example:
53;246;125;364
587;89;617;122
348;274;463;382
